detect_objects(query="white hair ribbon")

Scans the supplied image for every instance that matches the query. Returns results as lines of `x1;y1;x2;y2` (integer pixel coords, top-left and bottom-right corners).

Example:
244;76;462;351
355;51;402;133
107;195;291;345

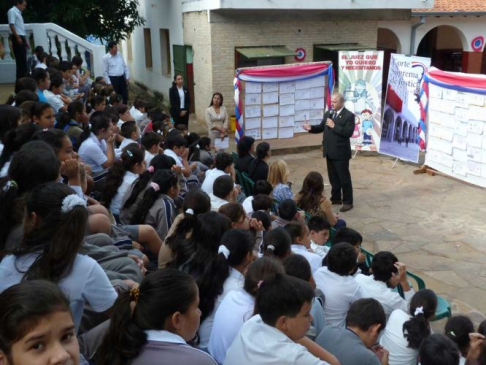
186;208;194;215
218;245;230;259
61;194;87;213
267;245;275;251
150;182;160;192
414;306;424;316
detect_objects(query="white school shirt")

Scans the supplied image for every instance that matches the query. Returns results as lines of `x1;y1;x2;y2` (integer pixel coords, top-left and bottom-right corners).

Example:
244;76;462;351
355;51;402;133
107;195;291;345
311;240;330;258
35;63;48;69
209;193;230;212
291;245;323;274
110;170;139;215
8;6;25;35
201;168;228;195
313;266;365;327
0;253;117;332
224;315;329;365
178;87;185;109
103;52;129;82
44;90;64;113
379;309;418;365
115;137;137;159
145;150;155;166
198;268;244;350
129;106;148;127
242;196;254;215
208;289;255;365
164;149;183;168
78;132;108;174
354;274;414;320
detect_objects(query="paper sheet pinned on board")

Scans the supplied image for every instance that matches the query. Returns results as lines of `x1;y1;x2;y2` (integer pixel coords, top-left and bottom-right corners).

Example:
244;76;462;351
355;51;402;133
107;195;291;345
245;128;261;140
280;82;296;94
295;110;311;121
280;104;295;117
245;93;261;106
295;89;310;100
262;117;278;129
263;92;279;105
214;137;229;150
279;127;294;139
295;79;311;90
262;128;278;139
310;77;325;88
246;82;262;94
295;99;311;111
263;104;279;117
245;105;261;118
280;93;295;106
245;117;261;130
263;83;278;92
279;116;295;128
310;98;325;110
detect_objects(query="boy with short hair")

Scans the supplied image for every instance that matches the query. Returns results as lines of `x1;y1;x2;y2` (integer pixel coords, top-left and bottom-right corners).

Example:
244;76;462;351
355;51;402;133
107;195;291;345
130;98;150;128
308;216;331;258
316;298;388;365
164;134;197;178
141;131;162;166
332;227;369;275
115;121;140;158
271;199;305;229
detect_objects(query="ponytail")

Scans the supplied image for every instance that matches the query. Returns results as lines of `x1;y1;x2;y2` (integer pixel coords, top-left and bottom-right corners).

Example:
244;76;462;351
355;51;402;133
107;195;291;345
0;141;60;247
95;290;147;364
122;154;176;210
197;230;253;322
403;289;438;349
0;123;39;170
56;101;85;131
3;182;87;282
95;269;198;365
261;227;291;259
103;144;145;210
77;111;110;150
130;170;178;224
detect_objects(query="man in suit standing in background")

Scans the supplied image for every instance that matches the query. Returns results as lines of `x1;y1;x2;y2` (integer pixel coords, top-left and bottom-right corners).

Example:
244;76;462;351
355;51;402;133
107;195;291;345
303;92;355;212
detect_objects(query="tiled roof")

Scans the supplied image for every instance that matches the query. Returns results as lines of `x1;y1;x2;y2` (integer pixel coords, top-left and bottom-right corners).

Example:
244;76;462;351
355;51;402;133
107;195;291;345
414;0;486;13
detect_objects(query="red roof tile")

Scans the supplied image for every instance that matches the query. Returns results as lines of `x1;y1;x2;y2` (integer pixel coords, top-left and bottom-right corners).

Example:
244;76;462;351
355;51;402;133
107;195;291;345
414;0;486;13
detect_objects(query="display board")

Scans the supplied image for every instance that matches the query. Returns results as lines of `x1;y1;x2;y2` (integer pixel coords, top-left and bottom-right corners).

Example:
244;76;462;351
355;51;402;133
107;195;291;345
234;62;334;142
338;50;384;151
378;54;431;163
425;68;486;188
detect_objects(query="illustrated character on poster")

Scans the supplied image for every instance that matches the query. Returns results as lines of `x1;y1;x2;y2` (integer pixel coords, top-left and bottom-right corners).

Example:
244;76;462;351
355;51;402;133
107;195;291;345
360;109;374;146
346;79;376;115
352;115;361;140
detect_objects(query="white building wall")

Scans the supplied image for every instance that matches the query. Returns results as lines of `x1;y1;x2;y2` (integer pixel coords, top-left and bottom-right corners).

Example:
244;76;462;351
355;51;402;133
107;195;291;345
122;0;184;99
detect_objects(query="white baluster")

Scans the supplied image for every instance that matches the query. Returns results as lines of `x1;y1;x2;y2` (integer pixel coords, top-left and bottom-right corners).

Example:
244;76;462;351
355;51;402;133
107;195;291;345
58;36;68;61
77;46;87;67
47;32;56;58
2;35;13;61
67;40;76;62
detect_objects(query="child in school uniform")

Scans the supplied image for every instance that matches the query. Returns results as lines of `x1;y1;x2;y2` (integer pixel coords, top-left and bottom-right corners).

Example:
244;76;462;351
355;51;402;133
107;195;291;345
208;257;285;364
0;182;118;332
95;269;217;365
285;221;322;274
224;273;334;365
0;280;81;365
308;216;331;258
115;121;141;159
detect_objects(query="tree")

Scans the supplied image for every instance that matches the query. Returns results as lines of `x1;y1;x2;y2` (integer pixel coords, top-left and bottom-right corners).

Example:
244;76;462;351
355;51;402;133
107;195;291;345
1;0;145;43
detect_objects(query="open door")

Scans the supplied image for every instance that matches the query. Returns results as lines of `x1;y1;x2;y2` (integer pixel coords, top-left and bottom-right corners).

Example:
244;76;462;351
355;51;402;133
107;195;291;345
173;45;195;113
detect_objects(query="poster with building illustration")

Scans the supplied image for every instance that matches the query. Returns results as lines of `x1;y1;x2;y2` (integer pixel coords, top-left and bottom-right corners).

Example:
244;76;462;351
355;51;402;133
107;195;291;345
379;54;431;163
339;50;384;151
425;68;486;189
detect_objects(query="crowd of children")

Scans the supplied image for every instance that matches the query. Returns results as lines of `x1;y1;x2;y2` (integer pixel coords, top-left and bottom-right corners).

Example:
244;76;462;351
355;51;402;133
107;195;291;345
1;61;486;365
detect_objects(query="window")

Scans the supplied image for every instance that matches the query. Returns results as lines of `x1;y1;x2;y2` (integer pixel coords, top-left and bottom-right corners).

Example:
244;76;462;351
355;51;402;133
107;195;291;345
127;35;133;62
235;46;295;69
144;28;153;68
159;29;171;75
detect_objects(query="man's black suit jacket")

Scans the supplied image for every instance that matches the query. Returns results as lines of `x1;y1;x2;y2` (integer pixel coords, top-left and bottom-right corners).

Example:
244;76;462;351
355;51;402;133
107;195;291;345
309;108;355;160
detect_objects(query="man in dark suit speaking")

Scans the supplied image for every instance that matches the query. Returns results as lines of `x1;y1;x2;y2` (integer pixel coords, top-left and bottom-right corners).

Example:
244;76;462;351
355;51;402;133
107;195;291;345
303;93;355;212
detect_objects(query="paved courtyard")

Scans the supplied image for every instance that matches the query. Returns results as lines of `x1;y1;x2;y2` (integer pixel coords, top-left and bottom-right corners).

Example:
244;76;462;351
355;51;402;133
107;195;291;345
273;150;486;327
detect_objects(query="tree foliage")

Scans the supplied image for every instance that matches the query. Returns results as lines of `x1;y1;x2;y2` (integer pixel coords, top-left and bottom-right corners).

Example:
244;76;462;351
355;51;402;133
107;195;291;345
1;0;145;43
